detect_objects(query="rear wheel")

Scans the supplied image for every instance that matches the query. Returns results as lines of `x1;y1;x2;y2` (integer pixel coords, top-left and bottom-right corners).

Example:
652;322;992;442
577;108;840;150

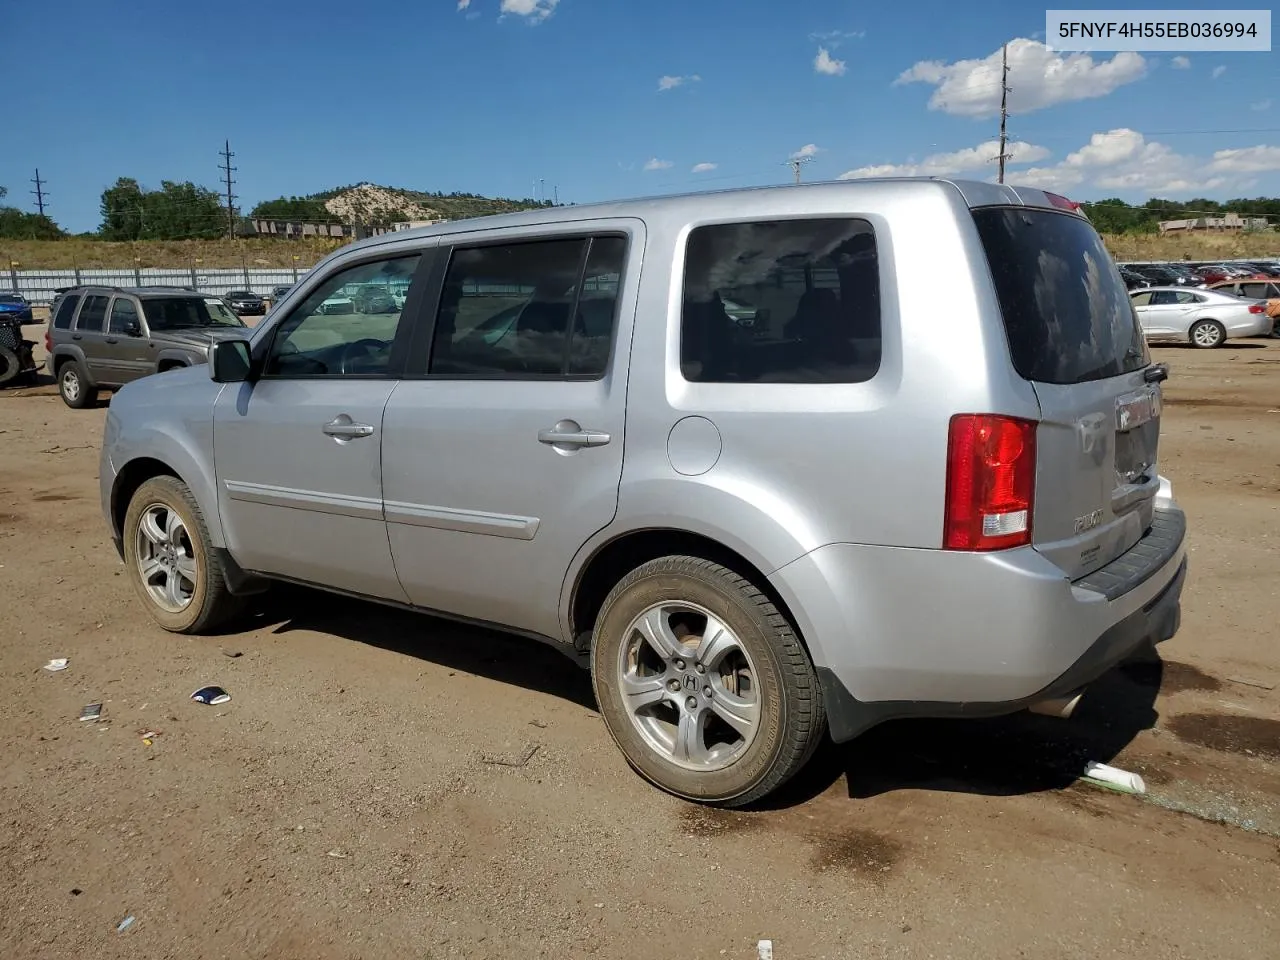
591;556;826;807
57;359;98;408
1189;319;1226;349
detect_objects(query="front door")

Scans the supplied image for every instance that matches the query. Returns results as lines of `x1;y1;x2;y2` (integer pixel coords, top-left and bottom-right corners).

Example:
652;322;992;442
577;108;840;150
382;227;640;640
103;296;153;383
212;250;430;601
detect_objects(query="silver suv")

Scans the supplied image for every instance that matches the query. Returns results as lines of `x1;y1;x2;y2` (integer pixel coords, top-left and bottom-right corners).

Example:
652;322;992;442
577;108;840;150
99;179;1188;807
46;286;248;408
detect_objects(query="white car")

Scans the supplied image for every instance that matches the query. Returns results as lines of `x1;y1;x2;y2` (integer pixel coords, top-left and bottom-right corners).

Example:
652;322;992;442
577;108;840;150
1128;286;1273;348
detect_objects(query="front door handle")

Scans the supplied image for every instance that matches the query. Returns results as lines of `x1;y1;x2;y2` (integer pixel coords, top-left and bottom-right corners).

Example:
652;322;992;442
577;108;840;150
323;416;375;439
538;424;610;448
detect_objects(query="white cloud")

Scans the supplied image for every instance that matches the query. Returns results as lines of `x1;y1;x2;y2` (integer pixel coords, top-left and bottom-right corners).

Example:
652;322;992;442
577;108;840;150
895;38;1147;118
457;0;470;8
838;128;1280;196
1212;65;1227;79
814;47;846;76
691;162;718;173
808;29;865;47
838;139;1049;179
1252;99;1272;112
1171;55;1191;69
643;158;674;171
499;0;558;22
791;143;821;160
658;74;701;91
1208;145;1280;174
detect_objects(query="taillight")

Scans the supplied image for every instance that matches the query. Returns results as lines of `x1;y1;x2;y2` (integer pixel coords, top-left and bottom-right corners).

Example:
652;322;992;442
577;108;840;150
1044;191;1081;213
944;414;1038;551
1248;304;1265;314
44;330;51;351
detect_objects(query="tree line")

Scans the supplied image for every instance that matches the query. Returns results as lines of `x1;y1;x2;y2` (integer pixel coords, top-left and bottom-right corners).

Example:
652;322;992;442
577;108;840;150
4;178;1280;242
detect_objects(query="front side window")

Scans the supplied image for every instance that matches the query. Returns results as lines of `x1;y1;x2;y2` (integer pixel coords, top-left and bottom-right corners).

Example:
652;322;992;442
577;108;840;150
77;295;109;332
1129;291;1154;307
109;298;140;334
428;235;627;378
680;218;881;384
264;254;422;377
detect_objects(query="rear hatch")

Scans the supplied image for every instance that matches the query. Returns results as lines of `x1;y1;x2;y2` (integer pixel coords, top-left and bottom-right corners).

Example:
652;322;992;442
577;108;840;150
972;203;1161;581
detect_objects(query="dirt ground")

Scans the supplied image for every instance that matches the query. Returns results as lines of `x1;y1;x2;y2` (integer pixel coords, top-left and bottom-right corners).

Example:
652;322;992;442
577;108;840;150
2;323;1278;960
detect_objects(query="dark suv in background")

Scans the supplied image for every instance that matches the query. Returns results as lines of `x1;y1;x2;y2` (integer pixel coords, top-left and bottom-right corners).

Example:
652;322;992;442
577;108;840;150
45;286;249;408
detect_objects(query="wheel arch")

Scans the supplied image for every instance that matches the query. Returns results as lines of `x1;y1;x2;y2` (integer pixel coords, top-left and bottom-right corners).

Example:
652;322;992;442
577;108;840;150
109;457;184;542
564;526;826;669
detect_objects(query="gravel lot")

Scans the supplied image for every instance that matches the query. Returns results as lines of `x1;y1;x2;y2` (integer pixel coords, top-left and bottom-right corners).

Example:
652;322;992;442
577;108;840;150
2;324;1278;960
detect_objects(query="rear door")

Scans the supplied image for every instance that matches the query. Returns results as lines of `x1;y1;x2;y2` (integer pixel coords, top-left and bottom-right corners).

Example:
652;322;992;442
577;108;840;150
72;294;112;382
972;205;1161;581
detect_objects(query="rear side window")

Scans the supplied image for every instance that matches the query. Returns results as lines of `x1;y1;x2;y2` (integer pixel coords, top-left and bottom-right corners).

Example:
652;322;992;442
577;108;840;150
972;207;1147;385
680;217;881;384
77;295;109;332
52;294;81;329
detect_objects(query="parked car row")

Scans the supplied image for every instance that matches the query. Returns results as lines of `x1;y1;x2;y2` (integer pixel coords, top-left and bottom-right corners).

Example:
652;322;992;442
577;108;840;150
1118;258;1280;289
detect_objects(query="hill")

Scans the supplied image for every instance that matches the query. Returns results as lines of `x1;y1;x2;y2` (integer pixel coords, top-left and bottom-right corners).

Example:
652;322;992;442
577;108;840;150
250;183;554;226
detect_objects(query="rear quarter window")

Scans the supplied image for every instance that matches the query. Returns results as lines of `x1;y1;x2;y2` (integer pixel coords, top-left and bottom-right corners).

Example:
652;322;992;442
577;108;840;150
679;217;881;384
53;294;81;329
972;207;1148;385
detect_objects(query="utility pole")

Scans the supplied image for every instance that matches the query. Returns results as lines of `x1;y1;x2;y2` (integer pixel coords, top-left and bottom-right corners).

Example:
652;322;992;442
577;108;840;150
996;43;1012;184
219;139;238;239
787;155;812;184
30;169;47;215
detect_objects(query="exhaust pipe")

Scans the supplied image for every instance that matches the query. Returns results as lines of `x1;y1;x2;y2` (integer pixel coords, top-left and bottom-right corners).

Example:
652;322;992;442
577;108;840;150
1027;689;1085;719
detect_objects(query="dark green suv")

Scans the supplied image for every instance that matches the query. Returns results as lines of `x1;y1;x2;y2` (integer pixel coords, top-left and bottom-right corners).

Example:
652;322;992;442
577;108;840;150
46;286;249;408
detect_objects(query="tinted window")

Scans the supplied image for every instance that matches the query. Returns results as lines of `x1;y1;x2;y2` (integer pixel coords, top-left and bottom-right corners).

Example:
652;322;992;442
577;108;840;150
429;235;626;378
1240;283;1268;299
1178;292;1203;304
109;298;140;334
1150;291;1180;305
972;208;1147;384
143;297;244;331
265;254;421;377
53;294;81;329
77;295;109;332
680;218;881;384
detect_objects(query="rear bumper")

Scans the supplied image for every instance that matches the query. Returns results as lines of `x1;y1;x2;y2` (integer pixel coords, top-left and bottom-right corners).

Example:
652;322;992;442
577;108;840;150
769;493;1187;744
1227;314;1274;338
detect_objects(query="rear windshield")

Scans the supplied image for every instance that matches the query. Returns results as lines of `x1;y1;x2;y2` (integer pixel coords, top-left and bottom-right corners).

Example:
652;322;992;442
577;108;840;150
972;207;1148;384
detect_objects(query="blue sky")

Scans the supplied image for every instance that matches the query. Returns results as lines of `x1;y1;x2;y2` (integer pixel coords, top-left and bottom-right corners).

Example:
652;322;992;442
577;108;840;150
4;0;1279;233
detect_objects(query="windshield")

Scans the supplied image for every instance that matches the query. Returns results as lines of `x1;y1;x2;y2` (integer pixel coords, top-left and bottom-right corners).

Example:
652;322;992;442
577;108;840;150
143;297;246;330
0;294;24;304
972;206;1148;385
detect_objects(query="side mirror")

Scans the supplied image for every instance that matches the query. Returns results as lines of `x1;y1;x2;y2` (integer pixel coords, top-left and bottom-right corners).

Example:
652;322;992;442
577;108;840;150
125;321;142;337
209;338;254;383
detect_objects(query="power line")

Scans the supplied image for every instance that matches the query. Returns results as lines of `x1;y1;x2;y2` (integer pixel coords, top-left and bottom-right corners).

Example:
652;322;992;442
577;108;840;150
218;139;237;240
30;168;47;216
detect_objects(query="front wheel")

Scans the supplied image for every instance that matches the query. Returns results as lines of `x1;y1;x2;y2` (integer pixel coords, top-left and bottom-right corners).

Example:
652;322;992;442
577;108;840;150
1189;319;1226;349
122;476;245;633
591;556;826;808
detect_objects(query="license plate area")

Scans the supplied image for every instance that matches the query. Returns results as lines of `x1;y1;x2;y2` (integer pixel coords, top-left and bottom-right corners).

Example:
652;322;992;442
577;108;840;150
1115;387;1161;486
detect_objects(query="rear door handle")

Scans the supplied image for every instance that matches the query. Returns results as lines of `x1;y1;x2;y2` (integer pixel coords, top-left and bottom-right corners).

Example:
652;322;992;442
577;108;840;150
105;338;118;344
72;334;82;340
323;416;375;439
538;426;611;448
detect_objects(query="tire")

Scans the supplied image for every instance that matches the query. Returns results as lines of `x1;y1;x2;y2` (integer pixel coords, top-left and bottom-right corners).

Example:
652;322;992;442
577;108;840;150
1189;319;1226;349
0;343;19;386
590;556;826;808
57;359;98;408
122;476;245;634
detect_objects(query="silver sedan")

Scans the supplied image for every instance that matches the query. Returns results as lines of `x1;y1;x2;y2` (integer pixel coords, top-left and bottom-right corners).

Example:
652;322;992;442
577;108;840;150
1129;286;1273;348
